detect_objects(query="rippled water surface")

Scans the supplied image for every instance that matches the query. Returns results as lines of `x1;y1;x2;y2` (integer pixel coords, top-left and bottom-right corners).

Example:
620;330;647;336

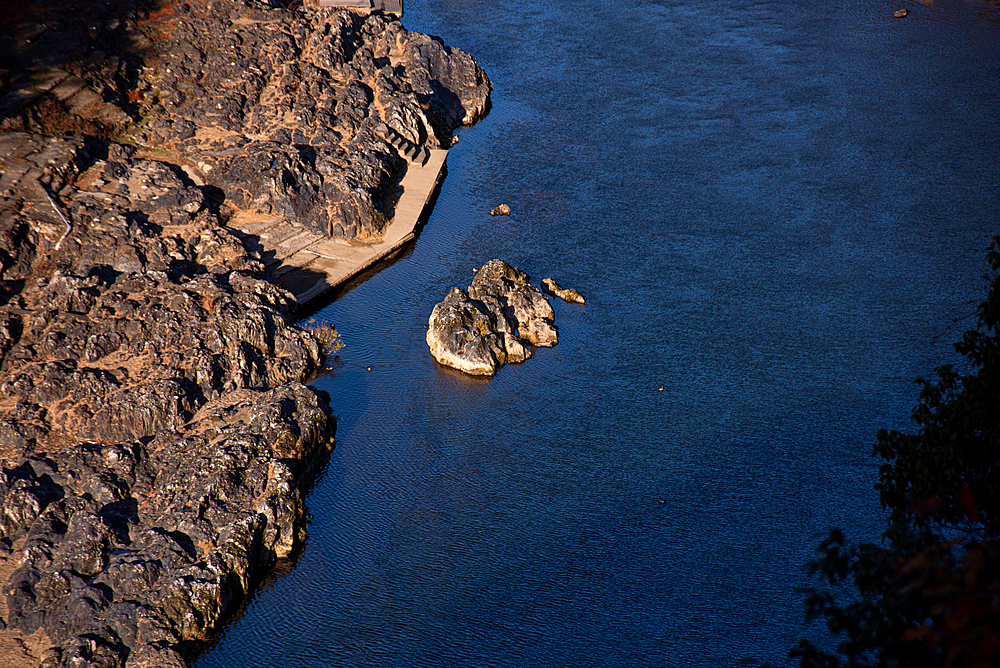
197;0;1000;665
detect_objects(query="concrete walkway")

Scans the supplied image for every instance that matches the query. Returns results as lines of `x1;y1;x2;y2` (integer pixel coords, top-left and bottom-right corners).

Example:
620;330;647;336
316;0;403;15
227;148;447;309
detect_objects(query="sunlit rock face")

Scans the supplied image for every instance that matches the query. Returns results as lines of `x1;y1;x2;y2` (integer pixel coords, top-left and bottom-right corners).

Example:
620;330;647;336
129;6;491;240
426;259;558;376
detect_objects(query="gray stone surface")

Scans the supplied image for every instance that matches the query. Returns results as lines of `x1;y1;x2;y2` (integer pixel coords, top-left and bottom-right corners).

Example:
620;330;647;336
426;260;558;377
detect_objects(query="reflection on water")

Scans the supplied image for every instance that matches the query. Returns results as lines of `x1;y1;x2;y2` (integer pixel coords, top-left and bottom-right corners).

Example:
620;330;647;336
197;0;1000;665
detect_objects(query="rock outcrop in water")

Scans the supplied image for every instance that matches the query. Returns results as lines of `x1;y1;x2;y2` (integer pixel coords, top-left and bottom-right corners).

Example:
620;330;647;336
0;0;491;665
541;277;586;305
1;383;331;668
426;260;557;376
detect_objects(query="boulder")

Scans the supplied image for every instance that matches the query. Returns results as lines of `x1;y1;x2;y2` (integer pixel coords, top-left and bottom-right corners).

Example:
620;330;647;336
489;204;511;216
426;288;507;376
469;260;557;347
426;260;558;376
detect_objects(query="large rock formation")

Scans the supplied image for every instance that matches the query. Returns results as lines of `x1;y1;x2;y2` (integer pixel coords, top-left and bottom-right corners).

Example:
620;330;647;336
0;0;492;665
1;1;490;241
0;134;321;454
426;260;557;376
0;130;334;668
0;383;330;668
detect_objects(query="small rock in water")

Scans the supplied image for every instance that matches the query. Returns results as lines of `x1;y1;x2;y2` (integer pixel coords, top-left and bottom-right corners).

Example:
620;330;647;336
489;203;511;216
541;277;586;305
426;259;558;376
894;8;908;17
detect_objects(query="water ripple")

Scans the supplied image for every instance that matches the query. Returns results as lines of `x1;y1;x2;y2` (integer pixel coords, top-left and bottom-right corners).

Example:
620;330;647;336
198;0;1000;665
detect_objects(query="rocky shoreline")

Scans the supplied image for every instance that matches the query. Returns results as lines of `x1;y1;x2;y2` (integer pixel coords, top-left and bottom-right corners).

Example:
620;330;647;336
0;1;490;666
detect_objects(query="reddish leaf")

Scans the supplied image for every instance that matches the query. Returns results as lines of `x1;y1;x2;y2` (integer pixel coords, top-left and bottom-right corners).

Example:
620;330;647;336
958;485;980;523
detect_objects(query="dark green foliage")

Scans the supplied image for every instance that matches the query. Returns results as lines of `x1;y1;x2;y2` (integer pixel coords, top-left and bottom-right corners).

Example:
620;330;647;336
791;237;1000;668
875;239;1000;537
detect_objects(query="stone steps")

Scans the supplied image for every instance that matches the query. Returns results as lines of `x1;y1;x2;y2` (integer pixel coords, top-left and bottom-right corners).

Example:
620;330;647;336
374;122;430;165
316;0;403;15
0;67;131;128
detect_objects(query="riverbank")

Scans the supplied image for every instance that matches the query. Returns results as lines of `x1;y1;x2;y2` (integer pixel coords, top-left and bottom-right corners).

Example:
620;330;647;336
0;1;490;665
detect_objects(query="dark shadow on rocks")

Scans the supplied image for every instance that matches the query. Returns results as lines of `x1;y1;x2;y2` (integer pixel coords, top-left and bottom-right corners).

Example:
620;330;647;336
272;264;336;307
0;0;168;138
164;530;198;561
292;243;417;319
200;185;229;220
99;497;139;545
0;279;25;307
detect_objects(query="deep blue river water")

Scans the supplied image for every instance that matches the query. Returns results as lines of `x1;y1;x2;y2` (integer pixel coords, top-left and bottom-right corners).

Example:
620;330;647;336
197;0;1000;665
